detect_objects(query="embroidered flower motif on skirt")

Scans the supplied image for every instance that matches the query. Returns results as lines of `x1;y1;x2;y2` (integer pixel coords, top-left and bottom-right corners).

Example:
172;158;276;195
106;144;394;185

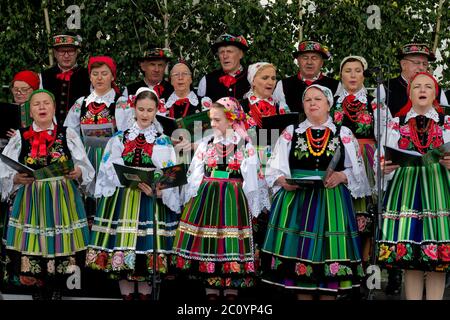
147;254;168;273
124;251;136;269
421;244;438;261
378;244;394;263
295;262;313;277
271;256;282;270
94;251;109;270
438;244;450;262
111;251;125;271
395;243;409;261
86;248;98;265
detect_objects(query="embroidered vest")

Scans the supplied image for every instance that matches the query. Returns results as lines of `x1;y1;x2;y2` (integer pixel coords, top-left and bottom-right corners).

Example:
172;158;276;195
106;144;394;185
289;126;345;171
19;126;72;169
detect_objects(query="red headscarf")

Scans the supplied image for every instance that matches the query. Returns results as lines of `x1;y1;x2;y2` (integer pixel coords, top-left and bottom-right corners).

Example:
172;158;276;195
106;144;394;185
396;72;442;117
12;70;40;90
88;56;120;94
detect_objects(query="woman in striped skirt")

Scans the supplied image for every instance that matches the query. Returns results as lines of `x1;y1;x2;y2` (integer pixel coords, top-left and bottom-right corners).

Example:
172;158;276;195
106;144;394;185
172;97;268;301
64;56;133;221
0;89;95;299
242;62;286;270
330;56;391;276
378;72;450;300
261;84;370;299
86;88;180;300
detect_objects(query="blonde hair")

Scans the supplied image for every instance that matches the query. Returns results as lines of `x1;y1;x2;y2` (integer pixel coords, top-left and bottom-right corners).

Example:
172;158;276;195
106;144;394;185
253;63;276;80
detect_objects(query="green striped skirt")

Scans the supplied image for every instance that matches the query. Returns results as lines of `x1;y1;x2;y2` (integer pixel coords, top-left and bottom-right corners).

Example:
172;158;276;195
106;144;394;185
172;177;256;289
4;178;89;282
86;187;179;281
354;139;376;234
261;170;364;293
377;163;450;272
85;145;104;218
86;145;104;174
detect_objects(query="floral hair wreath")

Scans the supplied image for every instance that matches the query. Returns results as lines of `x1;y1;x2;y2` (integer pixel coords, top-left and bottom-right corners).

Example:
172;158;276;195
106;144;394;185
215;97;250;128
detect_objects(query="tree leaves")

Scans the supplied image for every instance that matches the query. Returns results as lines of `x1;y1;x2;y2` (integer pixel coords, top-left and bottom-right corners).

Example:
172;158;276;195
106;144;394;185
0;0;449;102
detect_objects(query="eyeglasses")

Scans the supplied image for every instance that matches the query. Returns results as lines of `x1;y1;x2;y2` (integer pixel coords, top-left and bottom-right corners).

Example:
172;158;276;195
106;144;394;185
55;48;77;56
403;58;429;68
171;72;192;78
11;86;32;95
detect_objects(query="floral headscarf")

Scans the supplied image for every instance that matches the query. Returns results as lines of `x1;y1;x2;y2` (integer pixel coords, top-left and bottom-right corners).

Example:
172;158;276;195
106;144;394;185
215;97;251;141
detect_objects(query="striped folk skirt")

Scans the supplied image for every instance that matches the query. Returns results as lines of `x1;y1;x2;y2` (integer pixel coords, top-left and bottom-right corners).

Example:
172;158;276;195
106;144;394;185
172;177;256;289
86;145;104;175
86;187;179;281
354;139;376;234
85;145;104;218
4;178;89;284
261;171;363;294
377;163;450;272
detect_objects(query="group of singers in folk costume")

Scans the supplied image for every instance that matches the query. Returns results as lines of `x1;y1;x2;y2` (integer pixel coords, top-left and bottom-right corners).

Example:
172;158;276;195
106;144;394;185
1;31;450;301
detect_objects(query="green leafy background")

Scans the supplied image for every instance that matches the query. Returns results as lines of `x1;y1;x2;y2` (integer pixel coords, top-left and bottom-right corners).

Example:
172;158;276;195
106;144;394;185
1;0;448;101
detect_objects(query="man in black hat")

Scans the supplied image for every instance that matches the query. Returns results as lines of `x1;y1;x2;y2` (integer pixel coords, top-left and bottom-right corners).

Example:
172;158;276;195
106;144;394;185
40;32;91;126
197;34;250;102
125;48;174;102
273;40;339;116
381;43;448;116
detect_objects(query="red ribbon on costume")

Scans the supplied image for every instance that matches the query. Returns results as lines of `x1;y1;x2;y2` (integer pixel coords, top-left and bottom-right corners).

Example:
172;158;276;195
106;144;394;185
88;102;107;115
249;100;277;128
297;72;323;86
219;74;237;88
170;98;190;118
23;126;56;158
153;84;164;98
127;95;136;109
345;94;356;103
56;69;74;81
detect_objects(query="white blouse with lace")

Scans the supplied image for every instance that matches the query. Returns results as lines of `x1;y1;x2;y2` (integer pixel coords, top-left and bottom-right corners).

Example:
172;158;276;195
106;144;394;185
181;131;269;217
334;86;392;141
0;124;95;200
94;121;180;213
375;107;450;190
265;116;371;198
63;88;134;134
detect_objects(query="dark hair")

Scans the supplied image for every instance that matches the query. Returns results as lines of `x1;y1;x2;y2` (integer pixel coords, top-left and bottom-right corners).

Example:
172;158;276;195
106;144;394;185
340;58;364;73
89;61;110;72
135;90;159;105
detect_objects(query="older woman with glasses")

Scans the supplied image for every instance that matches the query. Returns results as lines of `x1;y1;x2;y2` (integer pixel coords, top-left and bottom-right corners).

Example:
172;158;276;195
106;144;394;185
161;61;202;161
6;71;40;134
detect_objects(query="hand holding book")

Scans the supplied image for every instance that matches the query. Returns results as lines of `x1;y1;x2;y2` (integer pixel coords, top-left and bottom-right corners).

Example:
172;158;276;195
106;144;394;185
277;176;300;191
323;171;347;188
439;154;450;170
384;142;450;167
13;172;35;185
64;166;82;180
137;182;162;198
